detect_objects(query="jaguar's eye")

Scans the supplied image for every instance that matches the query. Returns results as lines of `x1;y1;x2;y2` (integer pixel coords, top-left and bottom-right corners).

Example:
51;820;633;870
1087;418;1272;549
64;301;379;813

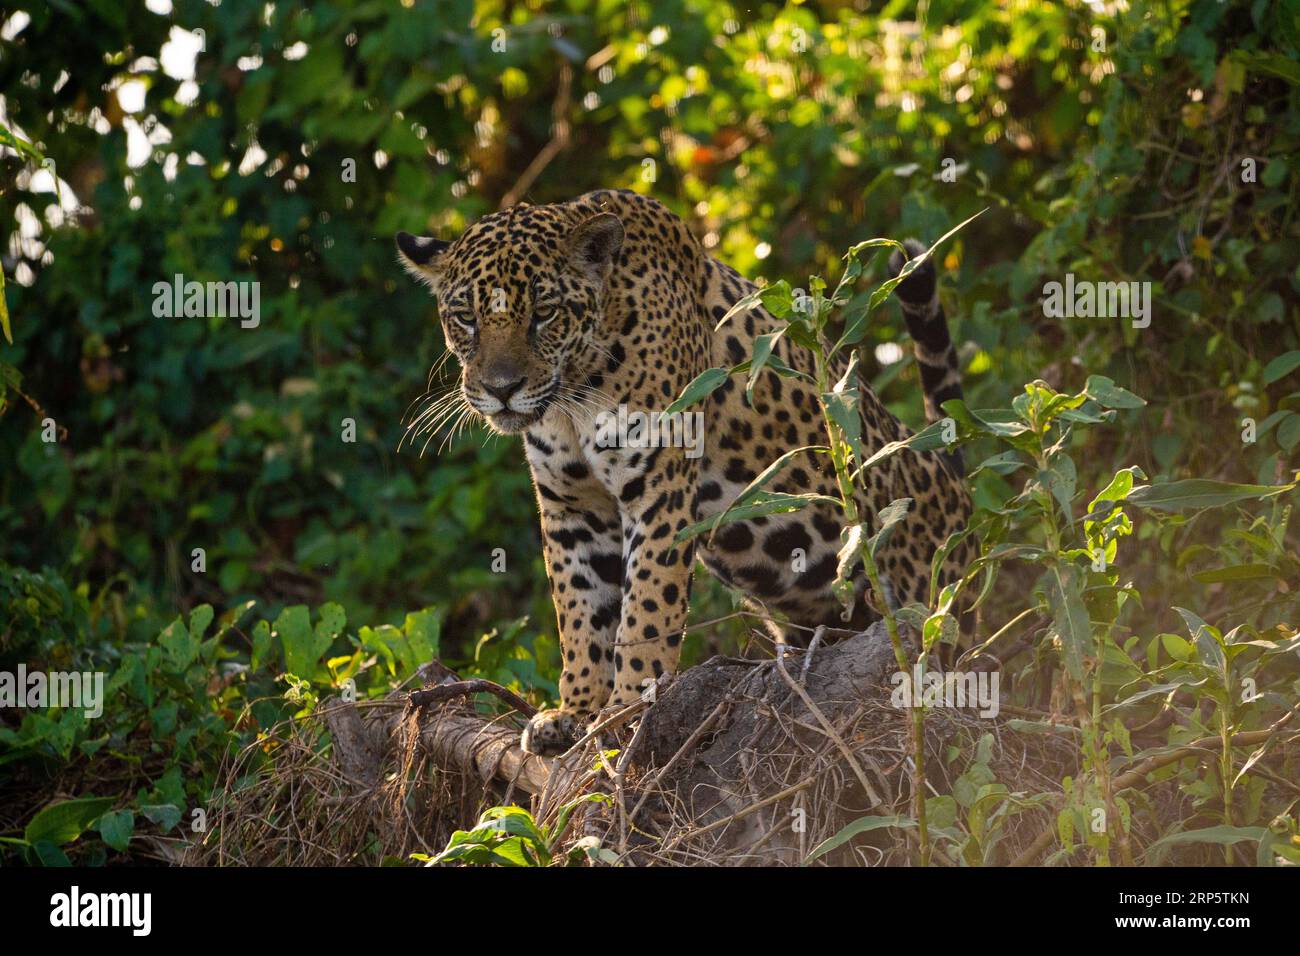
445;310;476;331
532;305;558;329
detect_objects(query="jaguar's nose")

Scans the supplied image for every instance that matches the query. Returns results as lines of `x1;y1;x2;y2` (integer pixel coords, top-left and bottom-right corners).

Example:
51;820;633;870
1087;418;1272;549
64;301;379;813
482;376;526;405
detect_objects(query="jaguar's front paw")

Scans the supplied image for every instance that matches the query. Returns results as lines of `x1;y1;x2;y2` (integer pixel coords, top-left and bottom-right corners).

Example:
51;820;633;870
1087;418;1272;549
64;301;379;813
520;708;581;756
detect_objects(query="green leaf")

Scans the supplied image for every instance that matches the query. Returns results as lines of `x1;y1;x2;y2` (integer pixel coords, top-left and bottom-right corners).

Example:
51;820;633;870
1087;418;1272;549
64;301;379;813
835;522;864;600
1148;825;1267;858
1102;677;1206;713
830;242;872;304
546;793;612;854
1159;632;1194;662
98;809;135;852
25;797;116;846
806;814;915;862
277;605;333;678
158;616;200;671
1086;466;1146;517
1232;50;1300;86
753;281;795;320
251;619;273;672
746;330;784;402
867;497;913;558
942;400;1036;448
1083;375;1146;409
1045;564;1090;682
1128;479;1296;512
480;807;547;850
436;835;533;867
923;593;958;651
188;604;214;640
865;209;986;313
1057;403;1115;426
359;624;401;674
30;841;71;867
926;795;959;829
675;491;840;544
707;444;827;540
1039;455;1077;526
1084;465;1144;557
714;286;766;330
970;450;1025;477
432;803;570;867
404;608;441;664
1277;413;1300;451
843;237;906;261
1255;409;1292;437
139;804;182;831
1263;350;1300;384
315;602;347;641
824;350;866;463
852;418;955;476
1191;563;1278;584
0;361;21;389
664;366;733;415
1174;606;1226;674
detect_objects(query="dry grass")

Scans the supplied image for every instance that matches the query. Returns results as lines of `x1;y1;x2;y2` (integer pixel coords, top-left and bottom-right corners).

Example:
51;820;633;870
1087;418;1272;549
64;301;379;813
186;700;503;866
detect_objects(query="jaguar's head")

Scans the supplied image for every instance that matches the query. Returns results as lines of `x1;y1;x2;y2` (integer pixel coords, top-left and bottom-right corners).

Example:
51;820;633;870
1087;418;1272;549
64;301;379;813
396;204;623;434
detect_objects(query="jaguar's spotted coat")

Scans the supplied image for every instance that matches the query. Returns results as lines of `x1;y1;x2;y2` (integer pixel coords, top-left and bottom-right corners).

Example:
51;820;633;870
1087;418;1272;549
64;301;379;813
396;189;973;755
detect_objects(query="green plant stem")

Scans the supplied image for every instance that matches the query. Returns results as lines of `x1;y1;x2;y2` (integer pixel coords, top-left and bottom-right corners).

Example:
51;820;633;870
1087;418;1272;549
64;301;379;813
1033;428;1132;866
1220;703;1234;864
814;348;930;867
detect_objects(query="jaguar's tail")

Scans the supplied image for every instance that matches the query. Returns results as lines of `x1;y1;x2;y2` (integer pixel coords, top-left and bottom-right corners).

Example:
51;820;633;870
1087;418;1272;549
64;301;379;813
888;239;965;475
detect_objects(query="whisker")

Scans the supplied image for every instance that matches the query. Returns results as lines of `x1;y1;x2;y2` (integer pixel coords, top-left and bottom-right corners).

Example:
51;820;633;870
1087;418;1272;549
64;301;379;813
401;387;459;428
438;406;479;456
426;347;456;391
401;387;438;422
422;405;468;458
398;392;464;452
552;390;605;431
418;396;473;440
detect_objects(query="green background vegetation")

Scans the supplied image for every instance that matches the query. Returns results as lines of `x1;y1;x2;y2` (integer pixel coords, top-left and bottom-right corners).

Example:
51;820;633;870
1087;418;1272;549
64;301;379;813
1;0;1297;865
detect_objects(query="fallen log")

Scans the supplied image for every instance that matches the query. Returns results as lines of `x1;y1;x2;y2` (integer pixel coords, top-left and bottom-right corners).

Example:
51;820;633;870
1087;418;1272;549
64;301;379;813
195;622;1078;865
398;707;552;796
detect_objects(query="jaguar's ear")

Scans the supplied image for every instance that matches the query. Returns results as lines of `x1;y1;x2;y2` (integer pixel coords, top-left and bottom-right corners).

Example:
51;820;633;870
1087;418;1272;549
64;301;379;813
395;231;451;289
566;213;624;280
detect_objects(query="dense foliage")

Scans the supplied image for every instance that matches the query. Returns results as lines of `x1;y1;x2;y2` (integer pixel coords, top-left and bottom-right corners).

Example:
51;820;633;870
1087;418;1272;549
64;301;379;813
1;0;1297;865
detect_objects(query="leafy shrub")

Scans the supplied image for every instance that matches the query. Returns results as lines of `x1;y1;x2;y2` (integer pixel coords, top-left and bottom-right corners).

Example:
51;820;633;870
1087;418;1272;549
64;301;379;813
2;0;1298;864
663;232;1299;865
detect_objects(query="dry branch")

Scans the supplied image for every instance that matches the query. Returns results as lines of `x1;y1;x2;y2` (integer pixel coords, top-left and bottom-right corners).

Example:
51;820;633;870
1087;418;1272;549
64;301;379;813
499;61;572;209
409;679;538;718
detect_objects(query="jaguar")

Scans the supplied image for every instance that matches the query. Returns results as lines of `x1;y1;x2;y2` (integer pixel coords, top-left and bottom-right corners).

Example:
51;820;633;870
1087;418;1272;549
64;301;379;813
396;189;973;755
